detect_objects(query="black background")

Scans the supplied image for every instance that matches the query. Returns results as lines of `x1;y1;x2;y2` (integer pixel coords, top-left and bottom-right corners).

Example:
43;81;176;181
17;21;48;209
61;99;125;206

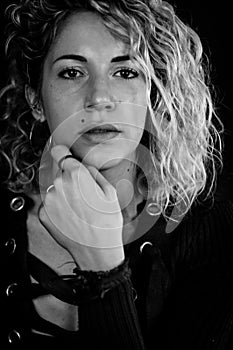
0;0;232;195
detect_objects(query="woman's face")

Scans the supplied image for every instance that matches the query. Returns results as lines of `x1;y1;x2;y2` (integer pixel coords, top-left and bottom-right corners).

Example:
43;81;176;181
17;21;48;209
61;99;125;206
41;11;148;170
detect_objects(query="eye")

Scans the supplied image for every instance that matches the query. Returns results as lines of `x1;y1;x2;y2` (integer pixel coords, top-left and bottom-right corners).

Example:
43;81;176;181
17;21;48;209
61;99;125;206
58;67;84;80
114;68;139;80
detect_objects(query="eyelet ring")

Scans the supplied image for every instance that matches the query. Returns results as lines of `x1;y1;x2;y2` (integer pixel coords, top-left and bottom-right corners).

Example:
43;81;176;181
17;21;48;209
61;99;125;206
139;241;153;254
146;202;160;216
10;197;25;211
5;238;16;255
6;282;18;297
8;329;21;344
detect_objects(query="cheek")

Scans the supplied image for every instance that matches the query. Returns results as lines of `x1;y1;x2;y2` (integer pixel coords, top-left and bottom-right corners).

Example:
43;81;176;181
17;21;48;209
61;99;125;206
42;85;83;139
115;82;146;103
115;81;147;115
129;115;146;143
133;86;148;134
124;88;147;140
42;84;64;125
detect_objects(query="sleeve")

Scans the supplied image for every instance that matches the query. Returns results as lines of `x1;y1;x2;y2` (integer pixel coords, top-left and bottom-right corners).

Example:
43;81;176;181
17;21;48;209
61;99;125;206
75;199;233;350
77;267;147;350
153;199;233;349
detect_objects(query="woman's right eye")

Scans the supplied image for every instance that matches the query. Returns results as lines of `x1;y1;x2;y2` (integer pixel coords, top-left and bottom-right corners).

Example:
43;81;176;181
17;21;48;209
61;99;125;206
58;68;84;80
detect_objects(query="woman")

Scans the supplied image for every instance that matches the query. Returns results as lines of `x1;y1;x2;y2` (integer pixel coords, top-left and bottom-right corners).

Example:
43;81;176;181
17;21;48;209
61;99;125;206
0;0;233;348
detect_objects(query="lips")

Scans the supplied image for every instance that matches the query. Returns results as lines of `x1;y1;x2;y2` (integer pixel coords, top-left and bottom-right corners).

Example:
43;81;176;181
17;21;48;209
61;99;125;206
81;123;121;134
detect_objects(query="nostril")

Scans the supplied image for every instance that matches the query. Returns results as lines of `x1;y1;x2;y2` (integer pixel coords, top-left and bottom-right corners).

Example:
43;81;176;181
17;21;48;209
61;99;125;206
105;104;114;110
84;101;95;109
85;101;115;111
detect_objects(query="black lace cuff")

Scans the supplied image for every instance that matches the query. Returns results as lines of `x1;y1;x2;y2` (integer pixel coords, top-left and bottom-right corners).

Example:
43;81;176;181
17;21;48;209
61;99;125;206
71;259;131;305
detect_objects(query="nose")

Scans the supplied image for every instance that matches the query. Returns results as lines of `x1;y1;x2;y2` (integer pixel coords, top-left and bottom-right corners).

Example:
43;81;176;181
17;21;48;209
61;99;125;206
84;78;116;112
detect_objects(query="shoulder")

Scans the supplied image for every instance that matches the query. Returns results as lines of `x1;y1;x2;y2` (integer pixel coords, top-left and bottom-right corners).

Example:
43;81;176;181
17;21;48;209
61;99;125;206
177;167;233;244
155;197;233;349
162;168;233;272
171;194;233;274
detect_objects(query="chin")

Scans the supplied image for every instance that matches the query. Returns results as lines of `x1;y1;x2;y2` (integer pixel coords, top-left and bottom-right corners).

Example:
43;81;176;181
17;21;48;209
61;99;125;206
88;157;123;171
71;149;119;170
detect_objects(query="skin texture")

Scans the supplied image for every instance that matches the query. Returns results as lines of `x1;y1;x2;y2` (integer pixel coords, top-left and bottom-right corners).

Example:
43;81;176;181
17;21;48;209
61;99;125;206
27;10;149;215
40;11;147;187
27;11;148;270
26;13;149;328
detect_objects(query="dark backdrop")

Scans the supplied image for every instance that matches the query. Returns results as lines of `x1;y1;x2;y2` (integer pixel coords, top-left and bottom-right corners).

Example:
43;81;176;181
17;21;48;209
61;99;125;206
0;0;232;196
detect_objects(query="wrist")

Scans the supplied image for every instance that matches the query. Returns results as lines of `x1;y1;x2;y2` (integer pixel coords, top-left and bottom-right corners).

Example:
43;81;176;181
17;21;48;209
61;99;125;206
71;258;131;304
73;245;125;272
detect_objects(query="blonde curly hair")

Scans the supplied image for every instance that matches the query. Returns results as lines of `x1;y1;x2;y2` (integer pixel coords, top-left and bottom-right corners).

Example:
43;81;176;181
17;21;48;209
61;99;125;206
0;0;223;216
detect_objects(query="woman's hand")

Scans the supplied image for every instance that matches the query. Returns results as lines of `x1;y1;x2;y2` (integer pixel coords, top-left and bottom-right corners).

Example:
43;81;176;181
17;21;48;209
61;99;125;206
38;144;124;271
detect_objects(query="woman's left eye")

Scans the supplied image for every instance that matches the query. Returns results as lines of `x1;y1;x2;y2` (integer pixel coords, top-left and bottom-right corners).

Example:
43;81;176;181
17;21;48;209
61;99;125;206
114;68;139;80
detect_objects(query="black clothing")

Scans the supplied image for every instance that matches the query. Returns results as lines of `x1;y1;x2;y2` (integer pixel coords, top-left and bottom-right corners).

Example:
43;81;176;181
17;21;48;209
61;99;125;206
1;182;233;349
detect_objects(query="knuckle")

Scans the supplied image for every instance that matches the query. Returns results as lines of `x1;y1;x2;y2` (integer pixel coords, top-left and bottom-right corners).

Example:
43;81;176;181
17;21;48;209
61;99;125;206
71;166;86;184
54;176;63;189
38;206;47;223
44;193;52;207
70;168;80;180
106;184;116;196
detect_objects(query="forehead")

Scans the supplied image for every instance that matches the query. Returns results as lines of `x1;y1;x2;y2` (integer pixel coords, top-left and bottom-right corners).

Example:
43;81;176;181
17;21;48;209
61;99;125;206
49;11;129;60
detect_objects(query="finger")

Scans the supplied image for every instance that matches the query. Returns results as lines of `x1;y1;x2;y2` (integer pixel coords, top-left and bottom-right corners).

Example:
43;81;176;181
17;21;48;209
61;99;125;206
86;165;116;197
51;144;79;171
51;145;103;184
51;145;114;195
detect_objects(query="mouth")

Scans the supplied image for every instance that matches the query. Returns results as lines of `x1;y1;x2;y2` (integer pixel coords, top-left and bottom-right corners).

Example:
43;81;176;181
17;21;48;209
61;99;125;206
81;123;122;143
81;123;121;134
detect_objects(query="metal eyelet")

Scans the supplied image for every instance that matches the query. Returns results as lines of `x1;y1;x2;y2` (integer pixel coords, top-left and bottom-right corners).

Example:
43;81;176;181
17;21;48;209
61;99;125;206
10;196;25;212
8;330;21;344
146;202;160;216
131;287;138;302
139;241;153;254
6;283;18;297
5;238;16;255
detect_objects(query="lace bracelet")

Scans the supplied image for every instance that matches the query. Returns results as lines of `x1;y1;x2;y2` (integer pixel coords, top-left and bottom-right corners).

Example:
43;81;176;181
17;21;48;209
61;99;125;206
69;259;131;305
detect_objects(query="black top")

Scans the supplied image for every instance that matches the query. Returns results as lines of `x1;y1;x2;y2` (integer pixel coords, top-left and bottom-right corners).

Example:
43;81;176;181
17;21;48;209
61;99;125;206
1;179;233;350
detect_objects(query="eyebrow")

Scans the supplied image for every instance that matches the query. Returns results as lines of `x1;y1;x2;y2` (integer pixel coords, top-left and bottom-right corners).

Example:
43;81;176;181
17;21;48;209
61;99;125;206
53;54;131;64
